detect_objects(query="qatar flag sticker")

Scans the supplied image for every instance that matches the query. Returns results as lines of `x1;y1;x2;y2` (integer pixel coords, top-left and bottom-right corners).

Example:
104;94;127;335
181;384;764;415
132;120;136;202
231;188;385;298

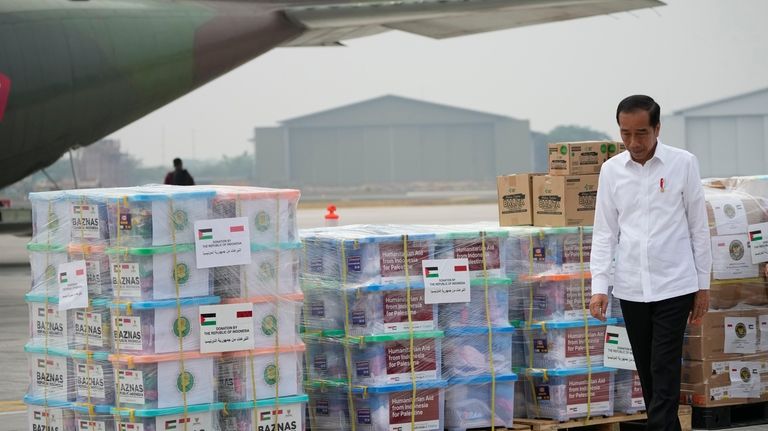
0;73;10;122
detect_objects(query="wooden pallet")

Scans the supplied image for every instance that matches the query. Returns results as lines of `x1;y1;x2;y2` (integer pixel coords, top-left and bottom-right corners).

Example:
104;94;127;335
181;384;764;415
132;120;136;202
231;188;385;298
514;406;692;431
456;426;532;431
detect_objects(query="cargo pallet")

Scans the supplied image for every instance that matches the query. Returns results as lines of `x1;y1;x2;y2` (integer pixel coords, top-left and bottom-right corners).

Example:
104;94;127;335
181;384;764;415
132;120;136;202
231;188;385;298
691;400;768;429
513;406;691;431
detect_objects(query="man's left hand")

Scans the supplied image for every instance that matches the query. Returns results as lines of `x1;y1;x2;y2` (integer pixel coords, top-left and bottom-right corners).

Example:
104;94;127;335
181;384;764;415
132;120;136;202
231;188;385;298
689;290;709;325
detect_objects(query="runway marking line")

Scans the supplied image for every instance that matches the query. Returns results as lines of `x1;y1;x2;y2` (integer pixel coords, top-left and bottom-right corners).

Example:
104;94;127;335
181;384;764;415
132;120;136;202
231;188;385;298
0;400;24;413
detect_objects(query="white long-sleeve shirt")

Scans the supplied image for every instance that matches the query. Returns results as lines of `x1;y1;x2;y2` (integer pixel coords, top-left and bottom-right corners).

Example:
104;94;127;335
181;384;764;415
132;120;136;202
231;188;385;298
590;141;712;302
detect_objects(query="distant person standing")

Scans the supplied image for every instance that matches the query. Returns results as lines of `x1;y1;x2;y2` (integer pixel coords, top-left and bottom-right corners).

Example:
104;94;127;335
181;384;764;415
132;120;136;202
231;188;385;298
164;158;195;186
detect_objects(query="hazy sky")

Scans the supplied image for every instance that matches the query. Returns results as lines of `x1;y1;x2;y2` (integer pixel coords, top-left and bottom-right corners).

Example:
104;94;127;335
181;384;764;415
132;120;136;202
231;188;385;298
108;0;768;167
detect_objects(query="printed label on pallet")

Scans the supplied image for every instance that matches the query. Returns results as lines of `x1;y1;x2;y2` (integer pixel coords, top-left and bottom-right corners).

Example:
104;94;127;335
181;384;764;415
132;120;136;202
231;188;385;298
385;339;437;383
388;388;441;431
112;316;143;351
74;310;104;347
566;372;611;414
117;369;145;405
383;290;435;332
76;362;106;400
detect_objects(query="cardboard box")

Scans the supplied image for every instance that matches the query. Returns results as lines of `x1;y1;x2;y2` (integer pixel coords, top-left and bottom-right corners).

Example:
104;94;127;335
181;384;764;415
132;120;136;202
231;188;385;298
681;353;768;386
548;141;609;175
607;141;626;159
497;174;542;226
532;175;598;227
680;382;747;407
683;309;767;360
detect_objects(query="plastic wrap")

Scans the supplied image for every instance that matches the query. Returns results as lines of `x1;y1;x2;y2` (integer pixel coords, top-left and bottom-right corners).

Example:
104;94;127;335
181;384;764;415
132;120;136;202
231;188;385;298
25;185;305;431
301;224;520;431
299;224;624;428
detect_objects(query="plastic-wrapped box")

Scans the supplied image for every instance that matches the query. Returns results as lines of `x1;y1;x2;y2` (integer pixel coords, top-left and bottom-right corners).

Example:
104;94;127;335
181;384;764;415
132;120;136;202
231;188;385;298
25;398;76;431
300;227;437;288
346;286;438;336
306;385;350;430
304;336;347;383
30;190;72;246
107;245;212;301
217;345;304;402
28;244;69;295
433;230;508;279
27;295;111;351
74;406;116;431
345;331;443;386
443;327;514;377
112;402;225;431
67;244;113;298
302;288;345;334
347;381;447;431
26;345;76;402
523;367;615;421
220;395;308;431
615;370;645;414
505;227;592;275
220;295;301;349
109;352;220;409
72;351;115;407
521;319;615;369
209;186;300;245
521;273;593;322
109;296;220;354
444;374;517;431
439;281;511;329
105;187;215;247
213;244;301;299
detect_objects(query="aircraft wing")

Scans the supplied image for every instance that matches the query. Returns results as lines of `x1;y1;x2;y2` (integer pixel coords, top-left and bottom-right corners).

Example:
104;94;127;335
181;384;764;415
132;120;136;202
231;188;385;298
283;0;665;46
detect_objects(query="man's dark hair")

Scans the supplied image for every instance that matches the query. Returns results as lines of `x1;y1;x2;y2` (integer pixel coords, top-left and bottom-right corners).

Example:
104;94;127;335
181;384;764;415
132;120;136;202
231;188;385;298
616;95;661;127
173;158;182;168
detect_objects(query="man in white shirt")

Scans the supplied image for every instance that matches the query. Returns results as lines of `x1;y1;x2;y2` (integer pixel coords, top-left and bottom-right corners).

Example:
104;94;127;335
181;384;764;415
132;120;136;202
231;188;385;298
589;95;711;431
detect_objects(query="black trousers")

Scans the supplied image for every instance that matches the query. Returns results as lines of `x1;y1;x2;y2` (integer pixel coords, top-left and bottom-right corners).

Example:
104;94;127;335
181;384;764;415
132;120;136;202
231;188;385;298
620;292;695;431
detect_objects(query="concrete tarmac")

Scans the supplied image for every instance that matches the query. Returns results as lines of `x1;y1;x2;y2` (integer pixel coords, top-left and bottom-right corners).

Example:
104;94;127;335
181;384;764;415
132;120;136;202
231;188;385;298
0;203;763;430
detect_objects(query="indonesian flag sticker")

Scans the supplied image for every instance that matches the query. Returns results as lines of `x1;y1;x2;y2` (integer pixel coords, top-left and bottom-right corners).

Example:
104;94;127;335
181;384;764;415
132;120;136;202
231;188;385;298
0;73;9;122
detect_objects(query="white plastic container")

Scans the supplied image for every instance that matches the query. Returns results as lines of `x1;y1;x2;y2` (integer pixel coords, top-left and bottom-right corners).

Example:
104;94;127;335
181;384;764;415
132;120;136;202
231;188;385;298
505;227;593;275
109;296;220;354
299;228;437;287
439;282;511;329
209;186;300;246
443;327;514;377
433;230;508;279
302;287;345;334
26;345;75;402
28;244;69;295
347;331;443;386
346;285;438;336
27;295;111;351
521;319;615;369
304;336;347;383
107;245;211;301
112;402;224;431
30;191;73;246
521;273;593;322
350;380;447;431
72;351;115;407
221;294;301;349
523;367;616;421
105;187;215;247
615;370;645;414
221;395;308;431
217;344;304;402
73;405;116;431
25;399;76;431
109;351;220;409
214;245;301;299
305;385;350;430
445;374;517;431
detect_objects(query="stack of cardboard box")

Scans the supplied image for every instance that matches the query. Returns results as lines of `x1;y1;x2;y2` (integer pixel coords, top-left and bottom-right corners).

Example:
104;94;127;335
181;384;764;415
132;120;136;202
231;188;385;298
497;141;624;227
680;185;768;408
